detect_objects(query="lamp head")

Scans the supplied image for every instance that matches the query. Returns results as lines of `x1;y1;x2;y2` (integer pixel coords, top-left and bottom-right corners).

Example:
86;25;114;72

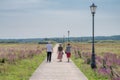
90;3;97;14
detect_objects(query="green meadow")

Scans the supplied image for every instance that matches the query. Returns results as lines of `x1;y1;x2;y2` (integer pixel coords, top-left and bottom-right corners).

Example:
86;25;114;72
0;43;46;80
71;41;120;80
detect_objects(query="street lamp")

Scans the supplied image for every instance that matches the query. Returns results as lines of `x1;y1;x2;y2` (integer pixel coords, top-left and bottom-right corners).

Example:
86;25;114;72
90;3;97;69
68;30;70;42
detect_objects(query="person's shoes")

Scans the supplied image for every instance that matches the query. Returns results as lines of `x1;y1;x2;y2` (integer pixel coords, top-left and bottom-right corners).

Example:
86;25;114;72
58;60;62;62
68;59;69;62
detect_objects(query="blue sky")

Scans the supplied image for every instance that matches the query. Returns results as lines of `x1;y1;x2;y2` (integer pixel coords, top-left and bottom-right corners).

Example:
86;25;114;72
0;0;120;39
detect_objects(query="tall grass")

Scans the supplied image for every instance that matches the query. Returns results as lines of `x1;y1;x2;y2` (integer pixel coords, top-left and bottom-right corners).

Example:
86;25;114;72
71;42;120;80
72;57;108;80
0;53;46;80
0;43;46;80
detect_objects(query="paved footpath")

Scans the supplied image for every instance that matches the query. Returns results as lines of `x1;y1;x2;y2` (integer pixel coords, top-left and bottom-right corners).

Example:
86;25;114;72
30;44;88;80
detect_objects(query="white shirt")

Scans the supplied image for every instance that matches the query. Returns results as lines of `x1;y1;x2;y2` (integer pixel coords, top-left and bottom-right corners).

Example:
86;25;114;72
46;43;53;52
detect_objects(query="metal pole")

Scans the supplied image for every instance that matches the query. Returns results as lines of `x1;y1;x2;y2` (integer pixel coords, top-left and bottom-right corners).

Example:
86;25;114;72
68;30;70;42
91;13;96;69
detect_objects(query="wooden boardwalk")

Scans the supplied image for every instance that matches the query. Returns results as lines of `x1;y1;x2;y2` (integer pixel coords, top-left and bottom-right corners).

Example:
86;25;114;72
29;44;88;80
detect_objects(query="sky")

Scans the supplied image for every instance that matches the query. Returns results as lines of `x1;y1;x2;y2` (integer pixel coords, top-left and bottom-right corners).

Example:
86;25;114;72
0;0;120;39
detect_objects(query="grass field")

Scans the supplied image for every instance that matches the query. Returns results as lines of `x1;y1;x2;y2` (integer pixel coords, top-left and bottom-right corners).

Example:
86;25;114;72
0;43;46;80
72;41;120;55
71;41;120;80
0;42;120;80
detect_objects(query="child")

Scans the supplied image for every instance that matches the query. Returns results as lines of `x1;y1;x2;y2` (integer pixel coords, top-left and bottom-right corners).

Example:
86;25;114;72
65;43;71;62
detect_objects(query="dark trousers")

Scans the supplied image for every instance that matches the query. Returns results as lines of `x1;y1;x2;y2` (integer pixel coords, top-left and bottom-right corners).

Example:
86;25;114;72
47;52;52;62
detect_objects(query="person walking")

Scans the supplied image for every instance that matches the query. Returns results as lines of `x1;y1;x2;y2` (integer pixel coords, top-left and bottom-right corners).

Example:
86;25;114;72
46;41;53;62
65;43;71;62
57;44;63;62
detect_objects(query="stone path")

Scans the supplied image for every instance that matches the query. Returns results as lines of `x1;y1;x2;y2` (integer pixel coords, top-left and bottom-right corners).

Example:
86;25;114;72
29;44;88;80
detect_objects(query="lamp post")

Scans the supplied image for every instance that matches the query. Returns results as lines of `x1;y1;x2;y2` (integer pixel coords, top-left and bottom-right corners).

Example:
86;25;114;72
90;3;97;69
68;30;70;42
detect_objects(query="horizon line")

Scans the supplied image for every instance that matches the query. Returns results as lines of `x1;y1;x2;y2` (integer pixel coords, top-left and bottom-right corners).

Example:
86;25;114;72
0;35;120;39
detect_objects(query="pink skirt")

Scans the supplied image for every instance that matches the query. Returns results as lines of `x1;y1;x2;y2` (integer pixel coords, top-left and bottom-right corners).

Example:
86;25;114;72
57;52;63;59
